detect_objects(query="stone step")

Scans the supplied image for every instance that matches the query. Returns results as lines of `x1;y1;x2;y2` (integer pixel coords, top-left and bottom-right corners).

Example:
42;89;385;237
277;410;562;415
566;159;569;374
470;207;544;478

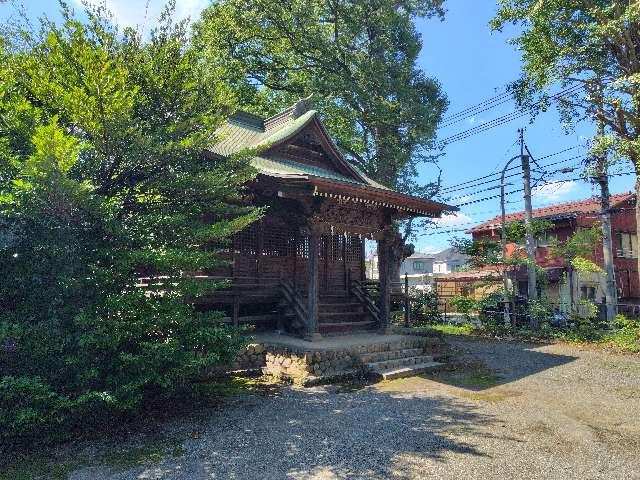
320;294;353;303
375;361;443;380
319;311;367;319
319;302;364;313
349;340;430;354
359;348;424;364
319;320;377;331
366;355;435;372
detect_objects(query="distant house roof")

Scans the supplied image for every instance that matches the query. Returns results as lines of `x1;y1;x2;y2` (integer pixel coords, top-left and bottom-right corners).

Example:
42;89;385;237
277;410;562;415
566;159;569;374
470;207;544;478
432;247;469;264
467;192;635;234
208;98;457;218
434;268;501;281
406;252;435;260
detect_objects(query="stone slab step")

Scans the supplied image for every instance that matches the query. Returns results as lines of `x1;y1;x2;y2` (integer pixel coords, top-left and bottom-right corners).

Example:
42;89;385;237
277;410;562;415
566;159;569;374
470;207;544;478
319;311;366;318
319;320;376;328
376;361;443;380
320;295;353;303
359;348;424;364
367;355;435;372
319;302;364;313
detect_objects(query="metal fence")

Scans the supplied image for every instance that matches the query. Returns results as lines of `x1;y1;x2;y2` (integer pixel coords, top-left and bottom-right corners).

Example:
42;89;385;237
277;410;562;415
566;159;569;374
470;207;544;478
399;292;640;330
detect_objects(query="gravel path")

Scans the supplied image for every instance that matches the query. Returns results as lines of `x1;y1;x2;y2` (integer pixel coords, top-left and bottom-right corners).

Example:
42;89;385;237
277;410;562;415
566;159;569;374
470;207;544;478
65;338;640;480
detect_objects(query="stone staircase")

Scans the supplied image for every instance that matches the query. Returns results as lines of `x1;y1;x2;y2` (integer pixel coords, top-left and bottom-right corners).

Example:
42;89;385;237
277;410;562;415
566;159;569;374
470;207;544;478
359;340;443;380
318;292;377;334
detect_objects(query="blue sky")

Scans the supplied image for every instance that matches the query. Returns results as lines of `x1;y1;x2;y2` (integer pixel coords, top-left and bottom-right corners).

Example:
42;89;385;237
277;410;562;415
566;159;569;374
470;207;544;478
2;0;635;254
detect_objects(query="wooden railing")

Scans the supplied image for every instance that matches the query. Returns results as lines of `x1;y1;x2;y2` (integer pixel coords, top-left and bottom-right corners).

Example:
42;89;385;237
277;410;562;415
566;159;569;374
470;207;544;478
281;280;309;335
351;280;381;328
356;275;412;326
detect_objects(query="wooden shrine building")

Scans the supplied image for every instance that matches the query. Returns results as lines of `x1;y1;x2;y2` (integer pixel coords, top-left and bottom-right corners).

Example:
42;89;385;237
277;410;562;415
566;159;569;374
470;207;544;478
206;99;455;340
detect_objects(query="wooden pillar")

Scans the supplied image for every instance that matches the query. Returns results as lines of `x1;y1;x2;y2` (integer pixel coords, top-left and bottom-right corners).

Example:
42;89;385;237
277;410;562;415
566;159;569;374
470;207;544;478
306;224;322;341
404;273;410;327
232;295;240;328
377;229;392;333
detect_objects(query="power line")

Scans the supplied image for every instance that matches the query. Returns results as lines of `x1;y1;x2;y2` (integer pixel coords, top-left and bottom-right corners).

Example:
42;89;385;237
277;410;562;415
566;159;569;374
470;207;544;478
439;154;585;197
441;90;512;123
452;170;635;208
438;110;531;146
423;181;636;237
437;85;583;147
440;95;515;128
439;145;584;193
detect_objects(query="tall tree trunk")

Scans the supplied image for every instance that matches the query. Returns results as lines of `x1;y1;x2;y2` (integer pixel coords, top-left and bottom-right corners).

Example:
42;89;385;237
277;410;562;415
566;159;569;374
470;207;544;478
636;175;640;301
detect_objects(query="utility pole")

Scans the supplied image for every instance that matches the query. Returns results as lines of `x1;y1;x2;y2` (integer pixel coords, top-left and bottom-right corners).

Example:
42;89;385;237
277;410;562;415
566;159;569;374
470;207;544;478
500;151;524;328
594;85;618;322
520;129;538;318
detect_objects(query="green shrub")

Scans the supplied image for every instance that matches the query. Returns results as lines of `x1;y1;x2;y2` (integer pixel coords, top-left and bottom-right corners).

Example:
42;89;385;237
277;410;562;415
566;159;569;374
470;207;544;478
604;314;640;352
0;377;72;442
410;289;441;325
527;298;553;328
569;300;600;340
476;293;510;336
0;7;255;445
448;295;478;318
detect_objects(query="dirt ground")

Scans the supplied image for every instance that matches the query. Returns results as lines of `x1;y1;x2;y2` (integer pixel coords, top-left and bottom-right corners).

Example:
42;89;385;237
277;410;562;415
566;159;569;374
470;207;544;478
3;337;639;479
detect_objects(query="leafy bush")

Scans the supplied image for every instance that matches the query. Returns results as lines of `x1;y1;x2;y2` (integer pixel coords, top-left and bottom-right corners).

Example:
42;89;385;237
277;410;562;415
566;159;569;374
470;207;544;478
410;288;441;325
447;295;478;318
527;298;553;328
568;300;601;340
603;314;640;352
474;293;509;335
0;6;255;444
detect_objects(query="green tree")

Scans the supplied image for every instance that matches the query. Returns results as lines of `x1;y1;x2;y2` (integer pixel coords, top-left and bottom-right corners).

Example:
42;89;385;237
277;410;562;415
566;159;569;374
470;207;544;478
194;0;449;265
491;0;639;281
0;4;258;442
550;224;603;273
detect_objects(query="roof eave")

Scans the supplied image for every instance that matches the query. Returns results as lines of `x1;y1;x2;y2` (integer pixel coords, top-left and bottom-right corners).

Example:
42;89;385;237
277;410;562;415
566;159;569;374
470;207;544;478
308;177;457;217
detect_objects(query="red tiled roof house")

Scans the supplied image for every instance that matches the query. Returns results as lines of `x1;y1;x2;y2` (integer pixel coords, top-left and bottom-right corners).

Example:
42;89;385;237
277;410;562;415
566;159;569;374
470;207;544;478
467;193;638;309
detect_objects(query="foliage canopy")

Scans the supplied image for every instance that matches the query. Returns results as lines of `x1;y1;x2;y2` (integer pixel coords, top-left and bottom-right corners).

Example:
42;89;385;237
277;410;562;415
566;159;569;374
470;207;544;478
195;0;449;240
0;4;257;443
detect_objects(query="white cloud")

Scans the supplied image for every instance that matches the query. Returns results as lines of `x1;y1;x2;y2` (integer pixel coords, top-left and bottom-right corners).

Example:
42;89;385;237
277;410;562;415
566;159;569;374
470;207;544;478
532;180;577;203
71;0;209;30
450;194;472;205
433;212;473;227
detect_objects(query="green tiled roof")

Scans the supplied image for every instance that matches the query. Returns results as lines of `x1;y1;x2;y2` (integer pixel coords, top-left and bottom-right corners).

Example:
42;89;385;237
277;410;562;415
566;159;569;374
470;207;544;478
210;105;390;191
253;156;366;186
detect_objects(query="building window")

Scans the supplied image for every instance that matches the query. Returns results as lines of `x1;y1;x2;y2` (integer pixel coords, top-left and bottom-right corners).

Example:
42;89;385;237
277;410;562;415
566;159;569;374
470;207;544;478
535;231;557;247
413;261;425;271
616;232;637;258
580;286;596;300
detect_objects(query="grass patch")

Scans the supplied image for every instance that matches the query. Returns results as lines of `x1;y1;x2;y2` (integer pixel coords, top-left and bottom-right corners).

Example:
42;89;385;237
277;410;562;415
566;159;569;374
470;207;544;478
1;374;283;479
0;454;83;480
425;323;476;336
423;363;500;390
455;388;522;403
424;321;640;354
97;437;186;469
0;436;187;480
526;328;640;354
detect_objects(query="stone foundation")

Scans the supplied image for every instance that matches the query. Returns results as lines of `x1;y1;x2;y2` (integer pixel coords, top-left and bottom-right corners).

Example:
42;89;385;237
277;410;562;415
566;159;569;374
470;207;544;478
227;333;444;386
